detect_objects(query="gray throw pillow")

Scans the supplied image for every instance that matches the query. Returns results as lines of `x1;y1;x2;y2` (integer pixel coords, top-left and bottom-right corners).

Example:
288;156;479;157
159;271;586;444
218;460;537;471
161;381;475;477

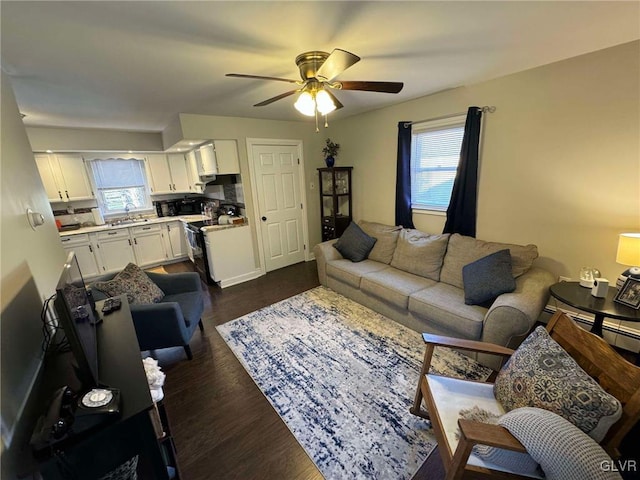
358;221;402;264
93;263;165;305
499;408;623;480
333;222;377;262
494;326;622;442
390;229;450;281
462;249;516;306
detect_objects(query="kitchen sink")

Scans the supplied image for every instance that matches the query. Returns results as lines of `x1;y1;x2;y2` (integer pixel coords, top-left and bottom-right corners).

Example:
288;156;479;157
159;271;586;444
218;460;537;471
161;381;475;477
108;218;150;226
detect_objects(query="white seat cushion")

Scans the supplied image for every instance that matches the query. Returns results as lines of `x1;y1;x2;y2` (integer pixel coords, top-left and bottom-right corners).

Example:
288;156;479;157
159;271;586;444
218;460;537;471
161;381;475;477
426;374;543;478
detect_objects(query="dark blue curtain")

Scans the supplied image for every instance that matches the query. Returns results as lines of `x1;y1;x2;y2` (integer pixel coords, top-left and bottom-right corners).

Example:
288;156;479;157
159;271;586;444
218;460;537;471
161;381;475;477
395;121;415;228
443;107;482;237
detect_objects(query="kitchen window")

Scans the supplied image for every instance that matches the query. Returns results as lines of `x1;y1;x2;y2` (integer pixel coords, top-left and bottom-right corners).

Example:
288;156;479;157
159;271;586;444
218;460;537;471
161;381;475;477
411;115;465;212
86;157;152;216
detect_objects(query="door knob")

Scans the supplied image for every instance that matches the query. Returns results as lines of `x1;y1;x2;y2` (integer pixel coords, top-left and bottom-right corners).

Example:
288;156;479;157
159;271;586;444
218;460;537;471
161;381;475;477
261;216;267;222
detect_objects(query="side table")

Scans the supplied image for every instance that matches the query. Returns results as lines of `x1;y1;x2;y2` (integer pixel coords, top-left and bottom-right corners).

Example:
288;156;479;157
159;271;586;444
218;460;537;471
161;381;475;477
549;281;640;337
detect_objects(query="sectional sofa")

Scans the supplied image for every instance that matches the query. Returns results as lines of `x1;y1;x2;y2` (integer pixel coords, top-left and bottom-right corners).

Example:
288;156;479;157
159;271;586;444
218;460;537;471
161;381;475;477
314;221;556;369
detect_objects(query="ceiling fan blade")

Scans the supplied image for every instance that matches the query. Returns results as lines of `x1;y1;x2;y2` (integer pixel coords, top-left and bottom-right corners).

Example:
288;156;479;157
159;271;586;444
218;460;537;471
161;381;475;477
226;73;299;84
324;89;344;110
316;48;361;82
337;81;404;94
253;90;298;107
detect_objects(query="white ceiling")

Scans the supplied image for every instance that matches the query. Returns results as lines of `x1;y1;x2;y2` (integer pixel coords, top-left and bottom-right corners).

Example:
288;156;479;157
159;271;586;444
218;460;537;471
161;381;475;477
2;1;638;132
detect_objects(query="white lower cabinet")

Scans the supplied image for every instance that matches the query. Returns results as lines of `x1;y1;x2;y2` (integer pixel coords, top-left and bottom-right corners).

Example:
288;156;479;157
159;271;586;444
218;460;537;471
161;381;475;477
60;233;100;279
131;224;168;267
204;225;259;288
94;229;136;274
164;221;188;259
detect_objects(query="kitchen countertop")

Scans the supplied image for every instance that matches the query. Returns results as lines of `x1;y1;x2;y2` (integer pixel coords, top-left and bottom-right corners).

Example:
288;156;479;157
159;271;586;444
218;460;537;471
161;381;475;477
58;214;247;237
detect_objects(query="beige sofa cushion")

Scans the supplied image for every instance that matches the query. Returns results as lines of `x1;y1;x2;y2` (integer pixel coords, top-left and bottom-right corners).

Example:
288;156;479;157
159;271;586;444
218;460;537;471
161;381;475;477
358;221;402;265
390;230;450;281
440;234;538;289
361;268;437;309
326;259;388;288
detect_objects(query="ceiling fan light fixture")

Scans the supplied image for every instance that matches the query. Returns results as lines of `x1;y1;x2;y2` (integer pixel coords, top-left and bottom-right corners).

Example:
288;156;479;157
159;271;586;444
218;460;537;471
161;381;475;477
294;91;316;116
315;89;336;115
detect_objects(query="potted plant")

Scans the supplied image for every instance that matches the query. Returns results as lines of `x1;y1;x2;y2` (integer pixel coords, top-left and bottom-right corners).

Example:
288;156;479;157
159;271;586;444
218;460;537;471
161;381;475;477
322;138;340;167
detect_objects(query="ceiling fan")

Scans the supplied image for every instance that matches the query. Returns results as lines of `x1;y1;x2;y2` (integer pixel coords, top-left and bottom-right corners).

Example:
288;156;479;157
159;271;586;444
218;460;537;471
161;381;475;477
226;48;403;128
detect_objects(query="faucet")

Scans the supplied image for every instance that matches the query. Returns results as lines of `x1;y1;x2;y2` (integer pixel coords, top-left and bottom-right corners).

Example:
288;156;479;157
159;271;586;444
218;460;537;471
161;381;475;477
124;202;136;220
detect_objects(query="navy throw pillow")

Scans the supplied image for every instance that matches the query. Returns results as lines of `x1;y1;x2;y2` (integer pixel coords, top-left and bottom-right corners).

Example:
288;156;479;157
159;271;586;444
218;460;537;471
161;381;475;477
462;249;516;306
333;222;377;262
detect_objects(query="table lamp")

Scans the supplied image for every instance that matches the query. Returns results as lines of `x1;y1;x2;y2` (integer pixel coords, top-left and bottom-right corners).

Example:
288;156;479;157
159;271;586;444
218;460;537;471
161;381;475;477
616;233;640;289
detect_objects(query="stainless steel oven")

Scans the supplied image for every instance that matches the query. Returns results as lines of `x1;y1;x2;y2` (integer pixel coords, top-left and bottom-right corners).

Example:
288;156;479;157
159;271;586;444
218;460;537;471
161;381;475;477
184;221;214;285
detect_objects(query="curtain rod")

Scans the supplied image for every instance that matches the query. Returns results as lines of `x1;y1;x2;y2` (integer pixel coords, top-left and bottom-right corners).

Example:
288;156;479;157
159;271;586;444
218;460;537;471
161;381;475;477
403;105;496;128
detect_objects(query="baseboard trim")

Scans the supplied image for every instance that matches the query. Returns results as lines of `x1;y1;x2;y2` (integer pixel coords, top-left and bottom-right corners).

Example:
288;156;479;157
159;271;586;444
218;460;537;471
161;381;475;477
543;305;640;353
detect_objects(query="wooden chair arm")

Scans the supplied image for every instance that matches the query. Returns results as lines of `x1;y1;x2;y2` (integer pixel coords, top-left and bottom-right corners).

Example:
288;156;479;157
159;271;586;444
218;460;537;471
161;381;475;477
458;419;527;453
422;333;515;358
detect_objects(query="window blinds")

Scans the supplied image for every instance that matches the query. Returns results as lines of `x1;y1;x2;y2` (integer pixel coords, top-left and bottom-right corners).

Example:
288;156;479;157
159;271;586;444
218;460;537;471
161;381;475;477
411;120;465;211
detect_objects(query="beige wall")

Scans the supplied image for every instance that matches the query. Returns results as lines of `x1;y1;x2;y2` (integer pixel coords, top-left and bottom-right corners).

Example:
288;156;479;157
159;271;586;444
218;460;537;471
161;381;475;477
1;73;66;303
332;41;640;282
27;125;163;152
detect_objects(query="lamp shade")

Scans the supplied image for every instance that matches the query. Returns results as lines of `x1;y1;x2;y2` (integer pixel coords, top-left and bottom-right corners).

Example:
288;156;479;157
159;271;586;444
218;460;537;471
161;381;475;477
315;89;336;115
616;233;640;266
294;91;316;116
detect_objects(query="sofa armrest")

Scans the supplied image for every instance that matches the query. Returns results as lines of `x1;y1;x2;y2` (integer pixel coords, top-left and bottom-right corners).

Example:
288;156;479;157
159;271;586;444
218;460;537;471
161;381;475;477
146;271;202;295
313;239;342;286
479;267;556;369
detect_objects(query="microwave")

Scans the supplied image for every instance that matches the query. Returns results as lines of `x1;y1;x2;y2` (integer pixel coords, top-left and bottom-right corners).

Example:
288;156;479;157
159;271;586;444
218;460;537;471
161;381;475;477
155;198;204;217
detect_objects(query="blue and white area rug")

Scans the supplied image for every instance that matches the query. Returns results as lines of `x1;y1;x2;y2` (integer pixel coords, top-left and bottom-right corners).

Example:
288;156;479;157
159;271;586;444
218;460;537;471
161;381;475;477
217;286;491;480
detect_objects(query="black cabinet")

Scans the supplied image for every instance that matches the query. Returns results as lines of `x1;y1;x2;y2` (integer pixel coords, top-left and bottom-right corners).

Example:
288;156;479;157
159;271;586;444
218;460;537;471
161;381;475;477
13;298;176;480
318;167;352;241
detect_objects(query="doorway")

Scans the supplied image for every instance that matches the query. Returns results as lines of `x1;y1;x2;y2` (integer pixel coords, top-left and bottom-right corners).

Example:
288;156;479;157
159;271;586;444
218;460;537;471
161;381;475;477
247;139;309;273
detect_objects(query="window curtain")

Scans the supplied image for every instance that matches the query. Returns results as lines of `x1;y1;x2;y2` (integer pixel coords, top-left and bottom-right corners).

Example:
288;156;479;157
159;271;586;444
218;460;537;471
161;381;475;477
395;121;415;228
443;107;482;237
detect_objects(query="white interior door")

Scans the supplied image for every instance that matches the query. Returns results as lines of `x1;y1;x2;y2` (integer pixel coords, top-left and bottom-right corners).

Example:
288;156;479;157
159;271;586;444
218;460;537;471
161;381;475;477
252;143;305;272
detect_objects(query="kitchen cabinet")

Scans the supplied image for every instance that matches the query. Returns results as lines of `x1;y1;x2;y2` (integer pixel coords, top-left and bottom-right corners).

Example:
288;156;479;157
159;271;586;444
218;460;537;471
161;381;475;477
145;153;191;195
94;229;136;274
60;233;100;279
35;153;94;202
213;140;240;174
185;150;205;194
204;225;257;288
131;224;168;267
318;167;353;241
196;140;240;176
164;221;188;259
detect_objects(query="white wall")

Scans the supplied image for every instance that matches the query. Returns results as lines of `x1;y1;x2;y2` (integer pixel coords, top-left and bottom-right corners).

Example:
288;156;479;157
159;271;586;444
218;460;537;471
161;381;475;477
1;72;67;455
332;41;640;282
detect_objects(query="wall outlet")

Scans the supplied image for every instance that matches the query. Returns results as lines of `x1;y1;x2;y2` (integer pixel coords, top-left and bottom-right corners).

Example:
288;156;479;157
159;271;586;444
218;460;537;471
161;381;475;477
559;276;571;282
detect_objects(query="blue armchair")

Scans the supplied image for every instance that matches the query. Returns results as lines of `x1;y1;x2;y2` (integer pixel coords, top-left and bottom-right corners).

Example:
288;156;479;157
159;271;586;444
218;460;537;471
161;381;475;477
90;271;205;360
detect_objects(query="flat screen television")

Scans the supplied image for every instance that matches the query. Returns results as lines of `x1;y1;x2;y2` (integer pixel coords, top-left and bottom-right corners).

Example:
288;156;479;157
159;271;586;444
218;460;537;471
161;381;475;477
54;251;99;389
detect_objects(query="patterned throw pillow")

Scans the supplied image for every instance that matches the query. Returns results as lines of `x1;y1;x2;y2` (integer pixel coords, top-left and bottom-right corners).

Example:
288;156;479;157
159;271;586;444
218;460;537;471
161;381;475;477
494;326;622;442
93;263;164;305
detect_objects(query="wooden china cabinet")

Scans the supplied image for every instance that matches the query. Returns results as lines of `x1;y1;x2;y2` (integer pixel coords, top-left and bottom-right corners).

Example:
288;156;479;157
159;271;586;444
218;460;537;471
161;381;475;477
318;167;353;241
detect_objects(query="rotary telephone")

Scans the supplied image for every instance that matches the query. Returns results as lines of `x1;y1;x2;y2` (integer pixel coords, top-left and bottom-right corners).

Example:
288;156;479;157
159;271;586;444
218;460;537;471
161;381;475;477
30;385;120;456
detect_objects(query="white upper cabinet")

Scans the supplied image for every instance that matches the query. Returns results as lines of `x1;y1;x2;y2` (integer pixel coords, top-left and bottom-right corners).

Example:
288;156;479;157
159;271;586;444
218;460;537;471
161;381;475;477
197;140;240;176
213;140;240;175
185;150;205;194
35;153;94;202
198;143;218;176
167;154;191;192
145;153;192;195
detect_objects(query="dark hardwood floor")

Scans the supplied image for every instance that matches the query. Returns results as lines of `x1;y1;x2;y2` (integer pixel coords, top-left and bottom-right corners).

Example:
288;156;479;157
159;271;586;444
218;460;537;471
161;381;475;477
157;260;324;480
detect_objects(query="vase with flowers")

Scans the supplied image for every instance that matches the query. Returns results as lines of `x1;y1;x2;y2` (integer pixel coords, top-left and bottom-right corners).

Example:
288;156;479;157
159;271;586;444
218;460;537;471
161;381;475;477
322;138;340;168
